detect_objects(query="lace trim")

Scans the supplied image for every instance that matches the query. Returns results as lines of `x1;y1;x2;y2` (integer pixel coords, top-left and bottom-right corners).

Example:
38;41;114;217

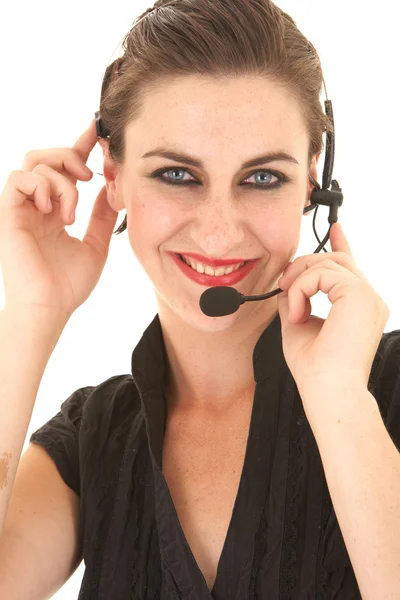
316;480;332;600
249;503;268;598
129;435;162;599
88;478;118;595
280;394;305;600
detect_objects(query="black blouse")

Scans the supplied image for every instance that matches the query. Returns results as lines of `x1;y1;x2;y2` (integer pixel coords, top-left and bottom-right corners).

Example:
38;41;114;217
29;312;400;599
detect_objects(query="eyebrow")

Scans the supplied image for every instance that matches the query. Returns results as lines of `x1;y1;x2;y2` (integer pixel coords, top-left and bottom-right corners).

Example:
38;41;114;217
141;148;299;169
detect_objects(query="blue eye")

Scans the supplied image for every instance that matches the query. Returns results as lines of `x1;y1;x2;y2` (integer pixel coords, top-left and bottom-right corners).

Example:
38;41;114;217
149;167;289;190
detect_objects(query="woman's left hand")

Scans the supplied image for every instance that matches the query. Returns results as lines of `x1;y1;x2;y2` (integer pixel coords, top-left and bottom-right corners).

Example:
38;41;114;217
277;222;390;394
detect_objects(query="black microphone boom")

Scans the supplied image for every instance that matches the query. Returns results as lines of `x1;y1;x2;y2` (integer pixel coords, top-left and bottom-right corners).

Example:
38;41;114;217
199;97;344;318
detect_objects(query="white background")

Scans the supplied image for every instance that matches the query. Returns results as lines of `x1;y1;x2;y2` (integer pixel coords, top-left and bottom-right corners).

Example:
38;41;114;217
0;1;399;597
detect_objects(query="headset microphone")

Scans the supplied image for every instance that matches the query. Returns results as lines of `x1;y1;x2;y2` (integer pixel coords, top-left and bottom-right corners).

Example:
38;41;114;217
199;89;344;317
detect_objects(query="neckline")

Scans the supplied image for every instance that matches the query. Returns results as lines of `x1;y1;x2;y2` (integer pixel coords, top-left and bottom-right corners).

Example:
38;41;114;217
130;311;286;597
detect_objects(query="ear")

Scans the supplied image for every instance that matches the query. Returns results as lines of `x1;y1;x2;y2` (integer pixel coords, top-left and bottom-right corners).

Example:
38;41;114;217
97;138;125;212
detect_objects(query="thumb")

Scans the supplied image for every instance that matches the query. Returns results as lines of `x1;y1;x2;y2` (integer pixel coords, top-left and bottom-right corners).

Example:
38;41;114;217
330;222;353;258
82;185;119;257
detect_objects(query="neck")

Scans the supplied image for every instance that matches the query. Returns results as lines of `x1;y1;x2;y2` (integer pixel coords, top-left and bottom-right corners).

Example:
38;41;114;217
158;294;279;412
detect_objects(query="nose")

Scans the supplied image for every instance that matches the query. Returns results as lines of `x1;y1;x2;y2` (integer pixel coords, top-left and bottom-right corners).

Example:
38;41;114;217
190;193;248;258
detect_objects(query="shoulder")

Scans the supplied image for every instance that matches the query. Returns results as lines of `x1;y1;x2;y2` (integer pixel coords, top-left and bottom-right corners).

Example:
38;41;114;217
76;373;140;419
29;373;142;496
31;373;142;445
370;328;400;393
378;328;400;361
369;328;400;437
64;374;143;439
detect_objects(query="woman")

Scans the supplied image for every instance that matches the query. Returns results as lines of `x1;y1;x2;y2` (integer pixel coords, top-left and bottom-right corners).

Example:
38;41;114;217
0;1;398;599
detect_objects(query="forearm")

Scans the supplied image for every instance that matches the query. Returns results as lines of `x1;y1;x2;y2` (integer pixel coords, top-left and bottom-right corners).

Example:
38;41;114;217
0;306;67;537
300;379;400;600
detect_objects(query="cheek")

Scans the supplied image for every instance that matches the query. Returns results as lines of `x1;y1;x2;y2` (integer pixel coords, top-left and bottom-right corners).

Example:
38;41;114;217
126;194;178;262
255;210;301;257
124;188;303;265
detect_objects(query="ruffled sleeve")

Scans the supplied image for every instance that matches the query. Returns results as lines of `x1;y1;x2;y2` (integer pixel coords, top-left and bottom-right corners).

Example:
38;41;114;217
29;386;94;496
368;329;400;451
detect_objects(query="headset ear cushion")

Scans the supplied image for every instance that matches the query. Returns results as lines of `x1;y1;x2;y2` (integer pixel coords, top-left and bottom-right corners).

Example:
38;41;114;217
94;111;103;138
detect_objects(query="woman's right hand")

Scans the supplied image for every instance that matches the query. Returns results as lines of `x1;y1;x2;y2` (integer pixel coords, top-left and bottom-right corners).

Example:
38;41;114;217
0;119;119;322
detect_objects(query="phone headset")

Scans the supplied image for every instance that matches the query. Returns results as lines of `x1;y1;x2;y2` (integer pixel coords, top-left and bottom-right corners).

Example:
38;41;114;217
95;34;344;318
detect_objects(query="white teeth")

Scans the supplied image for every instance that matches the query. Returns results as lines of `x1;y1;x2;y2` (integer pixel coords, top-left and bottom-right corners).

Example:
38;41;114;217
180;255;245;276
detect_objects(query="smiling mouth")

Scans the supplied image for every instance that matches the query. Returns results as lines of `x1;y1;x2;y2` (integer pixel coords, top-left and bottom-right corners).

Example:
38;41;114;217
178;254;249;275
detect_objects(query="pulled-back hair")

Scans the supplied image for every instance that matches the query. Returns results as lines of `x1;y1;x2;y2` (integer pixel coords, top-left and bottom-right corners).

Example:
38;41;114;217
98;0;332;235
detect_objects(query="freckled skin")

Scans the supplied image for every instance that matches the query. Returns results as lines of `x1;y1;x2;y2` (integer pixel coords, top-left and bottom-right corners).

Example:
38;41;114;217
99;74;321;405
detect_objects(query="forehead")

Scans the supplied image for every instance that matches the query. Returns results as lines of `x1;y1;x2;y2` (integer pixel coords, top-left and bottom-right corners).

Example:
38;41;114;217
125;75;308;158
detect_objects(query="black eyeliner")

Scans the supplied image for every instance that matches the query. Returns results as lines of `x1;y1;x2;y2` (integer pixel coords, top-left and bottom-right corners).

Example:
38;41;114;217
149;166;289;190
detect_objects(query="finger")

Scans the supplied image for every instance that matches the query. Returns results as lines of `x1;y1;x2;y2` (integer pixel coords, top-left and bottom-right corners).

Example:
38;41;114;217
278;254;352;290
295;296;312;324
32;164;79;224
287;266;354;322
22;148;93;182
1;170;54;215
72;118;99;164
279;291;311;325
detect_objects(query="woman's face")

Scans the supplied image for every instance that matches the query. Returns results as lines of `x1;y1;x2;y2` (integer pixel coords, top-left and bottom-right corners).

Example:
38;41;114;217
106;75;319;330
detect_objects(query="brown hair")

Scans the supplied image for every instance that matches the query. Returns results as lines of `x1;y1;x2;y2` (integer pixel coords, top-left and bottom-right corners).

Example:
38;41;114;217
98;0;333;235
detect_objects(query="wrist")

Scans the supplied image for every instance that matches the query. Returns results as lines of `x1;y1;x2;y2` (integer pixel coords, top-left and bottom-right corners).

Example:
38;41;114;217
297;377;375;427
297;374;367;398
1;303;69;337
